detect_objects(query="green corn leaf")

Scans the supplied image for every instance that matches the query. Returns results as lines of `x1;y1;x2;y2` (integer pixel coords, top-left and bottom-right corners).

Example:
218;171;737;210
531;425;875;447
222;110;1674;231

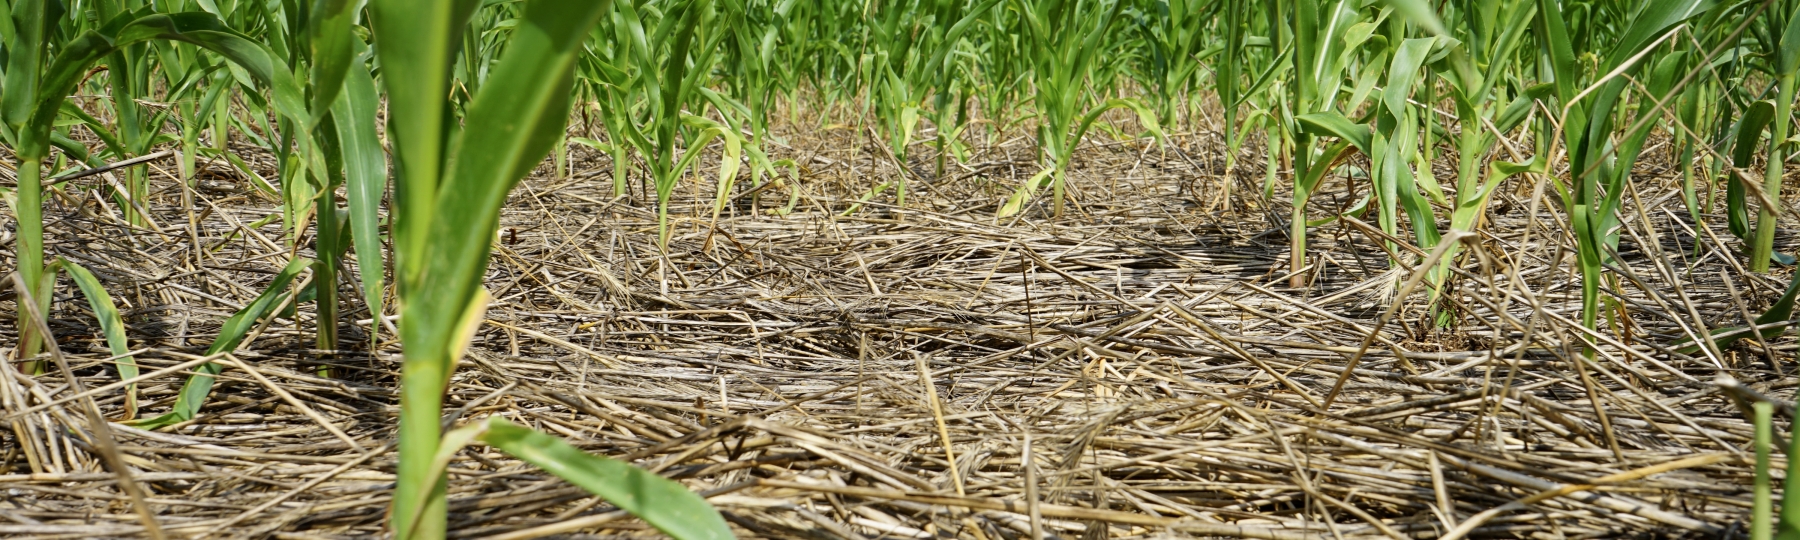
1297;140;1355;195
924;0;1002;74
1597;0;1714;71
55;102;126;159
1727;100;1775;241
1377;0;1448;37
1;0;49;140
396;406;495;540
1383;38;1437;119
680;115;746;228
221;150;281;195
307;0;363;122
130;257;311;431
60;261;139;419
997;167;1056;219
370;0;484;290
473;417;734;540
1779;3;1800;77
1493;83;1555;134
333;43;389;328
46;132;96;167
1676;275;1800;355
1534;0;1580;118
1296;111;1371;155
1070;98;1165;156
408;0;610;362
21;10;305;159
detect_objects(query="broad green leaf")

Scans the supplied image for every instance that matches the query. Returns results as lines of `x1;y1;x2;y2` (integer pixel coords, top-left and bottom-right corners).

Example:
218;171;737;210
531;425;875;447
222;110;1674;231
997;167;1056;219
1378;0;1448;37
1676;275;1800;354
371;0;485;291
61;261;139;418
1070;98;1165;157
1;0;48;140
1599;0;1715;71
1727;101;1775;241
681;115;746;229
476;417;734;540
307;0;364;122
1297;140;1356;194
408;0;612;369
131;257;311;430
332;43;388;330
22;11;306;159
1296;111;1371;155
1779;3;1800;76
1383;38;1436;119
1493;83;1555;133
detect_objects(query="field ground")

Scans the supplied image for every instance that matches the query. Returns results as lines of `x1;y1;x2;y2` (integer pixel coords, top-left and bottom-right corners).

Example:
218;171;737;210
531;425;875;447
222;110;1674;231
0;122;1784;539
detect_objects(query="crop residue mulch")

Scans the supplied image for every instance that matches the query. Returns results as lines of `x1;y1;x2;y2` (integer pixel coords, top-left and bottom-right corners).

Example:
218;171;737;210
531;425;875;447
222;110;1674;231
0;124;1779;539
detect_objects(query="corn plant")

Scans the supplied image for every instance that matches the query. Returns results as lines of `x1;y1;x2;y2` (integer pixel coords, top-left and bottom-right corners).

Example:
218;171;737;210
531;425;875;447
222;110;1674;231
3;3;307;361
852;0;995;212
94;0;159;228
1272;0;1369;286
1729;101;1777;247
719;0;795;149
574;27;640;198
1213;0;1283;205
1747;2;1800;272
303;4;388;365
972;4;1034;143
997;0;1162;219
1127;0;1219;126
1534;0;1713;334
1299;0;1542;320
592;0;741;248
365;0;731;538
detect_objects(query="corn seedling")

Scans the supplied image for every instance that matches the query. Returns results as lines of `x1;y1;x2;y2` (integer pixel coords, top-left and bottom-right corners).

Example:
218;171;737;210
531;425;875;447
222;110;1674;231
997;0;1162;219
1748;4;1800;272
366;0;730;537
1534;0;1713;337
2;3;306;366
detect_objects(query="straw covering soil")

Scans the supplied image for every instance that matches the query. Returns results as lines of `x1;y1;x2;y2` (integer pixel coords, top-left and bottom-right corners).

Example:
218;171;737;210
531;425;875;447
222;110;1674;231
0;126;1784;539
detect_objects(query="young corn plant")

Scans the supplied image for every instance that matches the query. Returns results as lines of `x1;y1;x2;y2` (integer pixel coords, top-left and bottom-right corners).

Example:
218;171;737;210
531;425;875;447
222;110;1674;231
1313;0;1542;321
2;3;307;363
1127;0;1220;127
1272;0;1369;286
859;1;932;210
605;0;740;248
852;0;995;213
1534;0;1714;336
573;28;640;198
93;0;160;228
365;0;731;538
298;1;389;367
997;0;1162;219
1212;0;1286;208
1747;2;1800;272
